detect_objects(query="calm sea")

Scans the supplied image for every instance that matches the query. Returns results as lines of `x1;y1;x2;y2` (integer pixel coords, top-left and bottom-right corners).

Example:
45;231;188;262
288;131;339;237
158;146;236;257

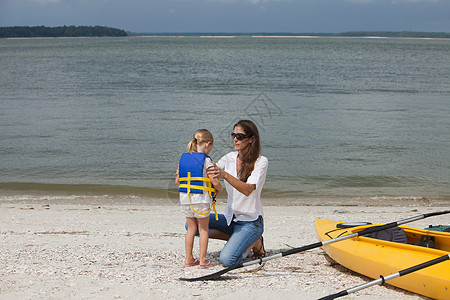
1;36;449;205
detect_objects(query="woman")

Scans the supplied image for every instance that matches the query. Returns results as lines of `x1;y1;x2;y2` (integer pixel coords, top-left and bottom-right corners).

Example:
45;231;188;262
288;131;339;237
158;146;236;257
207;120;268;267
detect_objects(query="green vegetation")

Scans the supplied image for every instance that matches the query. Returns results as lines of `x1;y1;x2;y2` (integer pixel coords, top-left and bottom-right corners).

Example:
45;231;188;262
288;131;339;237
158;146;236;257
0;26;127;38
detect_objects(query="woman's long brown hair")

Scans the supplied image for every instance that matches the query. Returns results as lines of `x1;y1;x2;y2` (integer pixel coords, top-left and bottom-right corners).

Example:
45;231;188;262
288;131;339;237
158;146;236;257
235;120;261;182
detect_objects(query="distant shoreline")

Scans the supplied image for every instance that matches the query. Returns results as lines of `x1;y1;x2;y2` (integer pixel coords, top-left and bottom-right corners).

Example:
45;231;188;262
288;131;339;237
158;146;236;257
1;27;450;39
130;31;450;39
133;35;450;41
4;35;450;42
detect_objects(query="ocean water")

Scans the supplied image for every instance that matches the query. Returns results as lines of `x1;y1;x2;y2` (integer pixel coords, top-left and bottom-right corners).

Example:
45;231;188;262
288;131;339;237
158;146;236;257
1;36;449;204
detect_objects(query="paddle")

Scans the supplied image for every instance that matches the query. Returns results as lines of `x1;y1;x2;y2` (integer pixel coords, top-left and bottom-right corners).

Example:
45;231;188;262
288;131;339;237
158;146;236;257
318;254;450;300
179;210;450;281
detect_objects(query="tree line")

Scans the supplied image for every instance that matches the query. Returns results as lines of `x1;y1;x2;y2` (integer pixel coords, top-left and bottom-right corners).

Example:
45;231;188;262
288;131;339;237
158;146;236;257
0;26;128;38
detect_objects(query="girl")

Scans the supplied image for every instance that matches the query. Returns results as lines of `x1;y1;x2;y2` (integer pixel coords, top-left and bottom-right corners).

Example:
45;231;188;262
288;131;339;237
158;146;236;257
176;129;222;269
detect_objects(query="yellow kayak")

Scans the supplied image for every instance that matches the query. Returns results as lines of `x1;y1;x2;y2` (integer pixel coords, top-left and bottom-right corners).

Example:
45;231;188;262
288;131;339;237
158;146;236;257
315;218;450;299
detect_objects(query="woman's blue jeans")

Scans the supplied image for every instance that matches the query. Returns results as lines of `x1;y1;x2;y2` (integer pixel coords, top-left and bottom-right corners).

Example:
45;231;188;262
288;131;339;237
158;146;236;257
186;214;264;267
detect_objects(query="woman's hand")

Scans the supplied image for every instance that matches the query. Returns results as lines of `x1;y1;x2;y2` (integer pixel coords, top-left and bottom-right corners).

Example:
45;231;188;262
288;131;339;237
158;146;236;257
206;163;223;195
207;163;223;179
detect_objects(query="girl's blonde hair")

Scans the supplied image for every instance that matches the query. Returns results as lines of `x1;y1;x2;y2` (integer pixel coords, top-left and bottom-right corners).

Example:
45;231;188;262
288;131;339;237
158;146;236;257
187;129;214;153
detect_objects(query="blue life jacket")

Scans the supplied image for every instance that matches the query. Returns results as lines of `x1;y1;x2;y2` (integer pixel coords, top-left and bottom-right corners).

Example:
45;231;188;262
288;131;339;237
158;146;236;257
178;152;215;197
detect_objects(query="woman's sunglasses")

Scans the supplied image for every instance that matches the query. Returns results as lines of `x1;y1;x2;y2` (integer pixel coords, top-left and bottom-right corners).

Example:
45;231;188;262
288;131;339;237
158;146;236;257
231;132;250;140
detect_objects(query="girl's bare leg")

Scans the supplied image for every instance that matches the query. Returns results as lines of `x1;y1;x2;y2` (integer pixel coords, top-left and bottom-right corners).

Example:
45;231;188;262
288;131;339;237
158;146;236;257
185;217;197;265
197;217;210;265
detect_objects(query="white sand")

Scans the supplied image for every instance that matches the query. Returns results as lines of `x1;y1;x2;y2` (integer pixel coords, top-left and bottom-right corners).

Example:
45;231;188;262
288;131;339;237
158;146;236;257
1;199;447;299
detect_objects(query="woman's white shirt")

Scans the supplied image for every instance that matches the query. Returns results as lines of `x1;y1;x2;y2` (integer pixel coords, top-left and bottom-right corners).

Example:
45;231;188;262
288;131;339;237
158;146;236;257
217;151;268;225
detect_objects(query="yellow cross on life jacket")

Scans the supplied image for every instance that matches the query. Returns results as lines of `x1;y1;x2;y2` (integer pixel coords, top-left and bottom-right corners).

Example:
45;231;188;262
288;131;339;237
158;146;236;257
178;172;218;220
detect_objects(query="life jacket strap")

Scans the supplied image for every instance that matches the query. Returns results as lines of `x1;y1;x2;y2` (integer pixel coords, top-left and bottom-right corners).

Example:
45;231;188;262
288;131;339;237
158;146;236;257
180;172;218;220
212;197;218;221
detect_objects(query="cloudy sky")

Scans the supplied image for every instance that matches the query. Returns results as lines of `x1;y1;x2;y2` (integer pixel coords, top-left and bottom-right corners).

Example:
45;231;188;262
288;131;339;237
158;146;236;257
1;0;449;33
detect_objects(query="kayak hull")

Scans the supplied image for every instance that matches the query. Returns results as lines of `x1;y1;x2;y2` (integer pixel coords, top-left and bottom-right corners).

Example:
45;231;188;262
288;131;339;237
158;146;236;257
315;218;450;299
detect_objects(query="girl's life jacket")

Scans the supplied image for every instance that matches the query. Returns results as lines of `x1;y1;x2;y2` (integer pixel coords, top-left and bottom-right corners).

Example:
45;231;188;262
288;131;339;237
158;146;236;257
178;152;218;219
178;152;216;198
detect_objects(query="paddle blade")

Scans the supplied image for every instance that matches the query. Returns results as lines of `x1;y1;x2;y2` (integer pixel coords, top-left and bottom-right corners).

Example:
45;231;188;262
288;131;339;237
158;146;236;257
423;210;450;218
179;264;242;281
318;290;348;300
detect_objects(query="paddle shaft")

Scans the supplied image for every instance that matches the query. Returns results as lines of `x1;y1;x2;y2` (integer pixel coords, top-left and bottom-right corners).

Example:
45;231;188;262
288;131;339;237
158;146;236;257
319;254;450;300
179;210;450;281
287;210;450;256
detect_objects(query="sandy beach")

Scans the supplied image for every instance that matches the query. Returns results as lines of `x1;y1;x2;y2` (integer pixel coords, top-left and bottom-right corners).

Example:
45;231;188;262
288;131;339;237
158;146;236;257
1;197;448;299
